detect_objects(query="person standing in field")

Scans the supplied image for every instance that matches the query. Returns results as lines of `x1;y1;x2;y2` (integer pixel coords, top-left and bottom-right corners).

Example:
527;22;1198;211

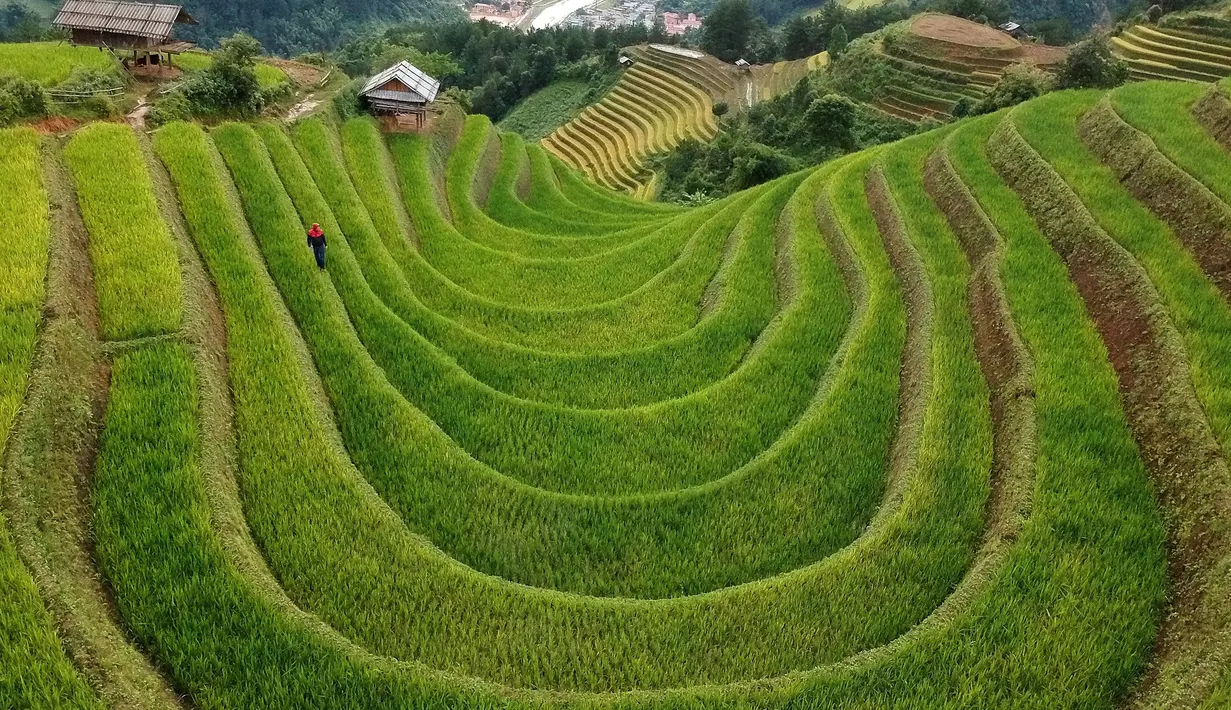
307;222;327;270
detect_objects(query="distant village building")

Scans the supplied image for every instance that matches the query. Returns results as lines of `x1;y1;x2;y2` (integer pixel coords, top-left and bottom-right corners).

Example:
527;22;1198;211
468;0;527;27
662;11;701;36
734;58;750;69
997;21;1029;40
360;60;440;131
618;54;635;67
564;0;654;30
52;0;197;75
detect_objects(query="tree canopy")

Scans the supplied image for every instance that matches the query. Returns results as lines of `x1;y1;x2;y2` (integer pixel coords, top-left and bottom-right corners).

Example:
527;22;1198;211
701;0;757;61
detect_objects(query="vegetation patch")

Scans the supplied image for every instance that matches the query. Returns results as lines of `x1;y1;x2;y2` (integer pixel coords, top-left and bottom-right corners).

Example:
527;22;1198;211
7;50;1231;709
62;123;182;340
499;77;613;142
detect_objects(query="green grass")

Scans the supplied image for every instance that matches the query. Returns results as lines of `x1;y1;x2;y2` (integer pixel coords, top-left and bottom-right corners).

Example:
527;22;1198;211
485;131;638;236
1019;89;1231;471
341;117;780;408
1111;81;1231;204
62;122;181;340
223;118;909;606
0;126;102;710
386;132;756;353
173;51;289;90
13;80;1227;707
730;110;1166;708
149;109;1161;703
288;115;862;499
203;115;985;691
1018;89;1231;704
520;141;643;224
499;78;603;143
0;41;117;86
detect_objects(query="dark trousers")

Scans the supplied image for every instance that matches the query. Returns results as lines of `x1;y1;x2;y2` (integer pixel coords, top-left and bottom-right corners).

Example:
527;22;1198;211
312;243;326;269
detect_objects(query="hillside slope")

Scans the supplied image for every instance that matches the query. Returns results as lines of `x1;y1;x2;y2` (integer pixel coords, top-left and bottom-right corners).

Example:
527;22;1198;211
542;44;827;196
2;79;1231;708
1114;6;1231;83
180;0;460;54
835;14;1067;123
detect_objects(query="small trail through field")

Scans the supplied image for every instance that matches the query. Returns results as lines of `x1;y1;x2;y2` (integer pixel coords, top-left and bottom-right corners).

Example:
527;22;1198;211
126;88;154;130
286;95;320;121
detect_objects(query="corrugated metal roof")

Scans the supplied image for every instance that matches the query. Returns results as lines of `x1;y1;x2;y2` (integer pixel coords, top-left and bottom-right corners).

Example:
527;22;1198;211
361;61;440;103
53;0;196;40
364;88;430;103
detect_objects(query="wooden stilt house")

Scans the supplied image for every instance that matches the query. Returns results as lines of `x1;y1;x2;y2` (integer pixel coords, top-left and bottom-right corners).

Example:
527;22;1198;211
360;61;440;131
52;0;197;75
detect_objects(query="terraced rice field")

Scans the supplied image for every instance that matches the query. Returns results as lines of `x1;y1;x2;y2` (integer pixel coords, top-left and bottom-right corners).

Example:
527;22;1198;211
1114;21;1231;82
3;80;1231;708
0;41;117;85
542;45;825;195
869;14;1066;123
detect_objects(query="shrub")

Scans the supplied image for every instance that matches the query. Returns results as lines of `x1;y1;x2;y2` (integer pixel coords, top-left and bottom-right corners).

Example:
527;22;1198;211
146;93;194;128
828;34;898;102
331;77;365;120
52;66;125;118
975;64;1052;113
48;66;126;117
713;101;729;117
731;140;797;189
176;32;267;118
259;79;295;106
53;65;123;94
1055;33;1130;89
0;74;48;125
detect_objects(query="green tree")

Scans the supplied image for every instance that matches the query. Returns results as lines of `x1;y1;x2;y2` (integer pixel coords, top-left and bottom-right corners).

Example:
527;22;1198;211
829;24;848;56
782;16;816;60
0;3;52;41
928;0;1010;25
701;0;755;62
803;93;856;149
375;45;462;81
1032;17;1076;46
1055;33;1130;89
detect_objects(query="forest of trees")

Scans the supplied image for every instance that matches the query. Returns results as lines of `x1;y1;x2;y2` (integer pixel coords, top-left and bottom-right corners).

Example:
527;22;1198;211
0;3;59;42
330;20;680;121
655;71;914;201
178;0;460;55
679;0;1216;32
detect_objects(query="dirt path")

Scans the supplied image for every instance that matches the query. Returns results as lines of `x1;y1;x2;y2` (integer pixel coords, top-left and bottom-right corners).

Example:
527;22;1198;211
863;165;934;535
264;58;328;88
125;88;154;130
285;95;320;121
925;141;1035;558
